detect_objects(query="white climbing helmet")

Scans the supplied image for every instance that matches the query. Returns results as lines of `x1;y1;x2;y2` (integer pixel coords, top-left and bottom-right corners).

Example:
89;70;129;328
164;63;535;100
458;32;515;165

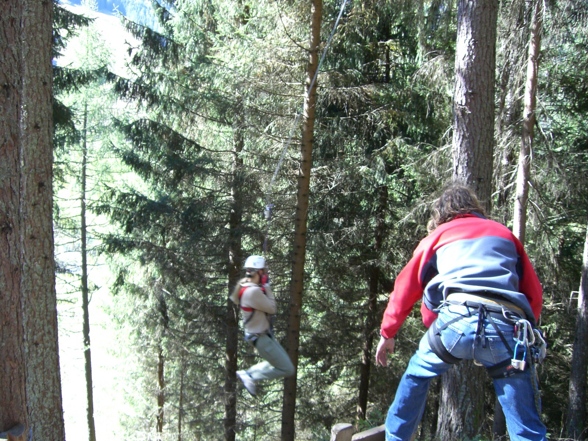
243;255;266;270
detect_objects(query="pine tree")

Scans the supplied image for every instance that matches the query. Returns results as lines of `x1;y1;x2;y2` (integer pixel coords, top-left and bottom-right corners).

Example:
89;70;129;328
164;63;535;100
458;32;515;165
439;0;499;438
0;0;65;438
97;0;303;437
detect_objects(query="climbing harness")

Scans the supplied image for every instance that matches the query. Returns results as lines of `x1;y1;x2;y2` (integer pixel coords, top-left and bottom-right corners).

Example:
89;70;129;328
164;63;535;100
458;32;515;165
262;0;349;254
532;327;547;363
511;317;547;414
514;318;547;365
238;285;266;325
426;294;547;381
426;319;461;364
238;285;275;344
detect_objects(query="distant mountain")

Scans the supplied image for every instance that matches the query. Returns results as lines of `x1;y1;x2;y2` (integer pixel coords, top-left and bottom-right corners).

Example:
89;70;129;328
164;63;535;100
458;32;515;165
56;2;140;78
60;0;158;29
61;0;126;16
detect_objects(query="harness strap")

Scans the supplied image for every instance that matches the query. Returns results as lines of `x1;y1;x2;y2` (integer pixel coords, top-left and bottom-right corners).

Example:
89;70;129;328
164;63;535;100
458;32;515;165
426;320;462;364
447;299;523;320
427;303;515;365
474;305;513;353
439;300;516;356
239;287;255;326
429;299;542;381
446;292;527;321
238;287;253;312
487;358;526;379
238;285;268;326
486;308;513;353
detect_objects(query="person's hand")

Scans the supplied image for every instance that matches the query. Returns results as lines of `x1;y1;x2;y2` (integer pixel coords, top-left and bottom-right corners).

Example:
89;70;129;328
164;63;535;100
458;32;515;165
375;336;395;367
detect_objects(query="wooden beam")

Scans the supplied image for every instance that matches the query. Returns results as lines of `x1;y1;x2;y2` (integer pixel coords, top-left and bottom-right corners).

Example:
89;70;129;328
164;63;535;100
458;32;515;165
352;424;385;441
0;424;26;441
330;423;353;441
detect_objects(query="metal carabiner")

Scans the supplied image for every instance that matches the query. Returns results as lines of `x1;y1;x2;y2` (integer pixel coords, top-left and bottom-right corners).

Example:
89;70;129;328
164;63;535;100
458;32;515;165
532;328;547;362
512;341;528;370
514;320;527;344
514;319;535;346
533;328;546;347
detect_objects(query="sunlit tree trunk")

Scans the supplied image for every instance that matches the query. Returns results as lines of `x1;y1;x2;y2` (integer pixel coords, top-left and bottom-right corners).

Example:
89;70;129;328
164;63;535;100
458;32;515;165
512;0;542;244
0;0;65;438
153;284;169;440
451;0;497;202
440;0;498;438
495;1;543;436
566;222;588;438
156;345;165;437
81;102;97;441
281;1;322;439
224;111;244;441
177;354;185;441
494;0;526;226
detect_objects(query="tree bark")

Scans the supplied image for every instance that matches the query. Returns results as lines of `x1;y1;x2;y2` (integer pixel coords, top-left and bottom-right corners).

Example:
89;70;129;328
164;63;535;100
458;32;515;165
81;102;97;441
566;222;588;439
0;0;65;438
224;111;244;441
494;0;526;227
357;185;388;421
512;0;542;244
496;2;543;437
281;1;322;439
441;0;498;438
451;0;498;205
177;355;185;441
437;363;485;439
156;345;165;437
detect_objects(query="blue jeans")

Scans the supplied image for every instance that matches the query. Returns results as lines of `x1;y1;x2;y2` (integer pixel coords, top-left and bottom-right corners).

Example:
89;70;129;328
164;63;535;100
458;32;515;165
385;304;547;441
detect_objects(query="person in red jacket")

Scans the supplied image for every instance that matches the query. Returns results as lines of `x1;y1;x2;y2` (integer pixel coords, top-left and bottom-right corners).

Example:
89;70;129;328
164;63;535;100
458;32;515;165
375;183;547;441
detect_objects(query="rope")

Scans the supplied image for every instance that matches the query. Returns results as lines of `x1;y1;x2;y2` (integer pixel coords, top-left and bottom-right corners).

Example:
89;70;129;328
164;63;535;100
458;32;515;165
262;0;349;254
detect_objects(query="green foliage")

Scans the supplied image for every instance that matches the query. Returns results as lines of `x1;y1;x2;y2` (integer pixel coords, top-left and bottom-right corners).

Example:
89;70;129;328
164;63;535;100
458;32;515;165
54;0;588;438
53;2;92;59
492;0;588;432
87;0;459;437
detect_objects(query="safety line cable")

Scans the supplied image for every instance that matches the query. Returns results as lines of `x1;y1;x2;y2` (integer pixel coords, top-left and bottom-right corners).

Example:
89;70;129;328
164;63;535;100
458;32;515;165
263;0;349;254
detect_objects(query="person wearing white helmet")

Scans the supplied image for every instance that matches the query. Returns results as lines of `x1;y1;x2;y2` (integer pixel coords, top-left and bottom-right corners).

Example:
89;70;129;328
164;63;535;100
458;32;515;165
229;255;294;396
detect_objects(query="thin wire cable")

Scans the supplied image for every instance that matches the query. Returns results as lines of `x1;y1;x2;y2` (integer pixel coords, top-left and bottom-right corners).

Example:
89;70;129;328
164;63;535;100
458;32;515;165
263;0;349;254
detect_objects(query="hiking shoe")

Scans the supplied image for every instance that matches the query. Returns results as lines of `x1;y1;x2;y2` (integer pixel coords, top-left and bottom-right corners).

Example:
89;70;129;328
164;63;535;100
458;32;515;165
237;370;257;396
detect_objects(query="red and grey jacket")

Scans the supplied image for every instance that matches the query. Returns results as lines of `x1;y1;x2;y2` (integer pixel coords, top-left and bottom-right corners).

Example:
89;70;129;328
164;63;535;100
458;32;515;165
380;213;543;339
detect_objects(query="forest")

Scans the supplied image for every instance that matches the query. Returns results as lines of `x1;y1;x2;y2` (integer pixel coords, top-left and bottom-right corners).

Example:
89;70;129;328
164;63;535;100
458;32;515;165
1;0;588;439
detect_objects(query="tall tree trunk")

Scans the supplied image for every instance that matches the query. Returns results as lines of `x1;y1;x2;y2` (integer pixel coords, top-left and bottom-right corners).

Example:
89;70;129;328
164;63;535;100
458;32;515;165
494;0;526;226
154;285;168;439
224;112;244;441
451;0;498;203
492;400;507;440
81;102;97;441
281;1;322;439
0;0;65;438
495;2;543;437
357;185;388;421
566;222;588;439
441;0;498;438
512;0;542;243
177;354;185;441
437;364;486;439
156;345;165;437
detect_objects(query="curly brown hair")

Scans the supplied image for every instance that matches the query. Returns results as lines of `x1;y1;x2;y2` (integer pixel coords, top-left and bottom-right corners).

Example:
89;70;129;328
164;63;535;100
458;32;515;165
427;183;486;232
